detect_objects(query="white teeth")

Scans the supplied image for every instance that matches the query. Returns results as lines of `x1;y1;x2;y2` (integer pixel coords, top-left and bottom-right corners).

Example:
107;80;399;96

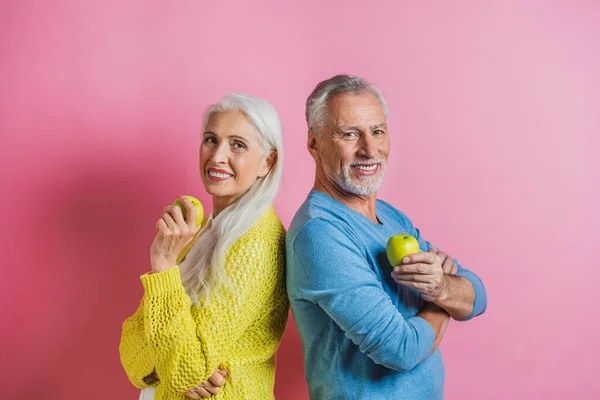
208;171;233;179
354;164;377;171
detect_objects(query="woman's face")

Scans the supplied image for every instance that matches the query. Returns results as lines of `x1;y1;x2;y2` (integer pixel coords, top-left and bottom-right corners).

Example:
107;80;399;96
199;111;274;212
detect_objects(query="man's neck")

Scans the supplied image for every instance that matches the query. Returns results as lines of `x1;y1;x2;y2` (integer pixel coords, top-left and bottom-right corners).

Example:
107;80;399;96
313;174;379;224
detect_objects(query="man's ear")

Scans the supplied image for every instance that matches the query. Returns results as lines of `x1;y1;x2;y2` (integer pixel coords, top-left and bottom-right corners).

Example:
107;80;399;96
307;130;320;161
258;150;277;178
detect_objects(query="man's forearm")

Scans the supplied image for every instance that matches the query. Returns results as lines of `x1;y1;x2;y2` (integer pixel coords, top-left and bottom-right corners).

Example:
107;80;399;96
434;275;476;320
417;303;450;355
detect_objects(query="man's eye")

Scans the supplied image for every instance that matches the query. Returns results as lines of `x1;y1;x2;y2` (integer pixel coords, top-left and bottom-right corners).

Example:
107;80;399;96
374;129;384;135
204;137;217;144
344;132;358;138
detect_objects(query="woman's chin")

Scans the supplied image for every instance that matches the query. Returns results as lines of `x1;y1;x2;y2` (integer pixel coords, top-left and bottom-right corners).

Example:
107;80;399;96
203;181;254;202
204;188;241;204
202;182;231;197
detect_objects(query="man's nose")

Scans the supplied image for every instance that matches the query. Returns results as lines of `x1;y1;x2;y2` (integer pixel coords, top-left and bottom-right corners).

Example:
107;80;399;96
358;134;377;159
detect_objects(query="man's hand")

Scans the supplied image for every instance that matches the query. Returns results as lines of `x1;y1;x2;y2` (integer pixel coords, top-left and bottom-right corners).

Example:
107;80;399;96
184;369;227;399
432;249;458;275
394;248;477;320
391;249;457;301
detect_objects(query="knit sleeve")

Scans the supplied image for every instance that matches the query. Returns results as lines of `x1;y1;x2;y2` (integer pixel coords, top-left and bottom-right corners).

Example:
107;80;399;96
140;227;285;394
140;267;209;394
119;302;157;388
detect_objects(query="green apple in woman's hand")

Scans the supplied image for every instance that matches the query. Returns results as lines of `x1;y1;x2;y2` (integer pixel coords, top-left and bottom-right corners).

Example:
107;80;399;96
150;196;204;273
173;195;204;227
386;234;420;266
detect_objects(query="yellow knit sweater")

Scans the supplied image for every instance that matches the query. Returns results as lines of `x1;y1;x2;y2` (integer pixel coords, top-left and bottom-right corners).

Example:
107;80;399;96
119;207;289;399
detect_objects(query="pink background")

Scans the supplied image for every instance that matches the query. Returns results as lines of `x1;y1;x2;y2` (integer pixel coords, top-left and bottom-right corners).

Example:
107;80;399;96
1;1;599;399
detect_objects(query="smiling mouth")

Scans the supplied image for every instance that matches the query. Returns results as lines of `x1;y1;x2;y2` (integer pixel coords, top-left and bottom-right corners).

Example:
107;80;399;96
353;164;378;172
207;169;234;180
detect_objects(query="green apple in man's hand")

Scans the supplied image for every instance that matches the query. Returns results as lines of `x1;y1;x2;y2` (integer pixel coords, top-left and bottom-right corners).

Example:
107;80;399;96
386;234;420;266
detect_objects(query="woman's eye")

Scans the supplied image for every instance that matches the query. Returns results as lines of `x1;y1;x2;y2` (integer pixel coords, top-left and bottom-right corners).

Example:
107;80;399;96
233;141;247;150
374;129;384;135
203;136;217;145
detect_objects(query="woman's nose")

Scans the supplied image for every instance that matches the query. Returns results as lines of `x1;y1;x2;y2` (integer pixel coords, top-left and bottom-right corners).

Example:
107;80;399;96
211;143;229;164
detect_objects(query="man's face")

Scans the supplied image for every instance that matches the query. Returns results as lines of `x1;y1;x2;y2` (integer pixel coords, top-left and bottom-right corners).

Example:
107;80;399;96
311;91;390;196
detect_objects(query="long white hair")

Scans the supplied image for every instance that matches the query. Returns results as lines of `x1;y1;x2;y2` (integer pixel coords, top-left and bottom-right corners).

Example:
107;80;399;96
179;93;284;305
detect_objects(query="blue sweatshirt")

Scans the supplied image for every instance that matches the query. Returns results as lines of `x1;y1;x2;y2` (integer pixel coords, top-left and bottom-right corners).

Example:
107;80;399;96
286;191;487;399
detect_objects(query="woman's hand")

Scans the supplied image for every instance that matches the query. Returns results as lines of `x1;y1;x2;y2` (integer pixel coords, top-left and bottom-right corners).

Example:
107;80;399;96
150;197;200;273
184;369;228;398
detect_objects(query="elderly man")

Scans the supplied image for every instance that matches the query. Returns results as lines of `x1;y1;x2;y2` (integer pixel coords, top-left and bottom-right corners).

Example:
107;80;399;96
286;75;487;399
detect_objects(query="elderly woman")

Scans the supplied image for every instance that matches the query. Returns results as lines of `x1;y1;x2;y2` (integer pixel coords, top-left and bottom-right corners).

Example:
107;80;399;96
119;94;288;399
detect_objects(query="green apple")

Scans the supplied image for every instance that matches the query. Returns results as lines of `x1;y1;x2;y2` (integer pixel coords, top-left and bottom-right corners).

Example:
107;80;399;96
386;234;420;266
173;195;204;227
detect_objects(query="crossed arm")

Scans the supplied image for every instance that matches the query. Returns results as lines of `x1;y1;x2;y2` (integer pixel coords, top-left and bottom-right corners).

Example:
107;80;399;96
120;296;226;399
120;235;280;398
392;249;476;320
291;218;452;372
390;226;487;321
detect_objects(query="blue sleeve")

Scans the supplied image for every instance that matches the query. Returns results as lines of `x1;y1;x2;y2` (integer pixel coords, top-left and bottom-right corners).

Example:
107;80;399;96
411;226;488;320
291;218;435;372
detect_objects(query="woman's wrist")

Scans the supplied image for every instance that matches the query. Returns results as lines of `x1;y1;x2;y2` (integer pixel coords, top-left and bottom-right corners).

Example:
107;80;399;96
150;256;177;273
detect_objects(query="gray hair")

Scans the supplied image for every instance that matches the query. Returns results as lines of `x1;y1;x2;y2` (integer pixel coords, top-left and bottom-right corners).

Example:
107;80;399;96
305;74;388;133
180;93;283;305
